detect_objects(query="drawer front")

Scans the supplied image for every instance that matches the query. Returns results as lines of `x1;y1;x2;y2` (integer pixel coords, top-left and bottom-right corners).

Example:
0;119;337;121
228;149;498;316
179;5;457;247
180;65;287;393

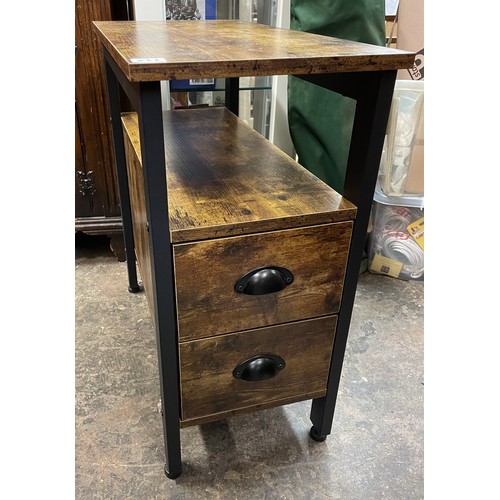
179;315;337;422
173;222;352;341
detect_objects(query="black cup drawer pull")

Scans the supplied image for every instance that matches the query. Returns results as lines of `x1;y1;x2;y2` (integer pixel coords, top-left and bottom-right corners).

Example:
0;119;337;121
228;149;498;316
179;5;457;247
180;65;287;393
234;266;294;295
233;355;286;382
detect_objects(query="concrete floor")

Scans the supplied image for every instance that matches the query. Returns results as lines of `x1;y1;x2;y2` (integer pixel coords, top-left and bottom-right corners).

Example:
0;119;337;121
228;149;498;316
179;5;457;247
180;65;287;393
75;234;424;499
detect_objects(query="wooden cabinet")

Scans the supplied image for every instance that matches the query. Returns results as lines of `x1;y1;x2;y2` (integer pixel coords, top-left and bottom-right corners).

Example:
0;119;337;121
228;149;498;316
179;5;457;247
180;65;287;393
93;19;414;478
75;0;132;258
121;107;356;427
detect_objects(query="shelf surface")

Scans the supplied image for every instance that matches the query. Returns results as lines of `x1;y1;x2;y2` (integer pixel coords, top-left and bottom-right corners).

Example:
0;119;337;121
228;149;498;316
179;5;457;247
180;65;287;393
121;108;357;243
93;20;415;82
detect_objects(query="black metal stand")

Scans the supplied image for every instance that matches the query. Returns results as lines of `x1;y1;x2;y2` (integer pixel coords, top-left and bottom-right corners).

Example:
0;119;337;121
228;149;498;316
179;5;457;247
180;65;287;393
104;50;182;479
103;46;397;476
297;70;398;442
104;61;140;293
225;77;240;115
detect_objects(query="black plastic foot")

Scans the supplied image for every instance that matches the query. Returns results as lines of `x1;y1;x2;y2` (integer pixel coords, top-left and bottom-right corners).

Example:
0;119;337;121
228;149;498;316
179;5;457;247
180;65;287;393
128;284;140;293
164;464;182;480
309;426;327;442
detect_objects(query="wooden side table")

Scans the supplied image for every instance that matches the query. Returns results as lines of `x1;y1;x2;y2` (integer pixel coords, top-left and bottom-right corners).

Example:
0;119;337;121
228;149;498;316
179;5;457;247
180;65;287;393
93;20;414;479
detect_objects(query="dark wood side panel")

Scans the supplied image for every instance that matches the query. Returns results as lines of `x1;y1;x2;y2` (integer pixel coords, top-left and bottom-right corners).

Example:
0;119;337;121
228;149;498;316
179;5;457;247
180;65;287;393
173;222;352;341
179;315;337;421
75;108;89;217
123;122;154;314
75;0;121;218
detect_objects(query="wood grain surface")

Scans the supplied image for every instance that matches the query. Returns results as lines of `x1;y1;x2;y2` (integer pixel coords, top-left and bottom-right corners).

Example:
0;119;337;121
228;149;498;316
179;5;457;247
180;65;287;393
178;315;337;421
123;125;154;315
76;0;120;218
92;20;415;82
179;390;326;428
121;109;356;244
173;222;352;341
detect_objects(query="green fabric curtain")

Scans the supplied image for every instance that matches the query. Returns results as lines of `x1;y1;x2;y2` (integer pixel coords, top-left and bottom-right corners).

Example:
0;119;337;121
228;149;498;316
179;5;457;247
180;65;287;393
288;0;386;194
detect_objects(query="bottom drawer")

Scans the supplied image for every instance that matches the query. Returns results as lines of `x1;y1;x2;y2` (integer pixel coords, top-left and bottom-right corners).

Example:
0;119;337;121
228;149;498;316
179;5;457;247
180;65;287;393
179;315;337;423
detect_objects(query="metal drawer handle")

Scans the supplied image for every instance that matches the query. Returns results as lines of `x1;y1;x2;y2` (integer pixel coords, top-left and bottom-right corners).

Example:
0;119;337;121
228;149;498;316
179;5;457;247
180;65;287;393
233;355;286;382
234;266;294;295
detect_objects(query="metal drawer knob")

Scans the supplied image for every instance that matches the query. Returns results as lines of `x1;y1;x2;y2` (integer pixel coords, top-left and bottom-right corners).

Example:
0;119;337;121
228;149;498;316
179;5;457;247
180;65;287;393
233;355;286;382
234;266;294;295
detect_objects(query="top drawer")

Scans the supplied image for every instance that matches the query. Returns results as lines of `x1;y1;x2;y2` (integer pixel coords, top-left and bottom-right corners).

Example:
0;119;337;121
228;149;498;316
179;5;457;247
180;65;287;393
173;222;352;341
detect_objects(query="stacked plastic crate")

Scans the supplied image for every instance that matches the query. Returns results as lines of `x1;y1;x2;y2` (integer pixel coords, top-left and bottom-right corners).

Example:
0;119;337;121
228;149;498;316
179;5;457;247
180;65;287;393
368;79;424;281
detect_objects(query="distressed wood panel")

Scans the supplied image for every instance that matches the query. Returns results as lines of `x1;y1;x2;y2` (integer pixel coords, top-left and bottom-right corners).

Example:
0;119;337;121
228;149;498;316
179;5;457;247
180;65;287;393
174;222;352;341
179;316;337;421
179;390;326;428
76;0;121;218
121;109;356;243
92;20;415;82
123;124;154;314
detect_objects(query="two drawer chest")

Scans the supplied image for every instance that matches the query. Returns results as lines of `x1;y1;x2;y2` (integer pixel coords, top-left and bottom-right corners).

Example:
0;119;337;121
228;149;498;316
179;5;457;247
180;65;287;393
93;20;414;478
121;107;355;426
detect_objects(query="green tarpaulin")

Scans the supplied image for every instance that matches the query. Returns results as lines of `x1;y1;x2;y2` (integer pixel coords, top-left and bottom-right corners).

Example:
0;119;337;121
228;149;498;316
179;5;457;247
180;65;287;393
288;0;386;194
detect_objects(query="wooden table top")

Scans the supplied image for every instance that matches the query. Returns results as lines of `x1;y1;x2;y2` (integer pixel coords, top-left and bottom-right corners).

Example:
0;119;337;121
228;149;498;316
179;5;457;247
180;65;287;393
93;20;415;82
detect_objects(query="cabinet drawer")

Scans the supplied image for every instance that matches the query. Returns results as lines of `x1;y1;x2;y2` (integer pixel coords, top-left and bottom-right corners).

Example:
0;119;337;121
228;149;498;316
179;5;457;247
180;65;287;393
179;315;337;423
173;222;352;342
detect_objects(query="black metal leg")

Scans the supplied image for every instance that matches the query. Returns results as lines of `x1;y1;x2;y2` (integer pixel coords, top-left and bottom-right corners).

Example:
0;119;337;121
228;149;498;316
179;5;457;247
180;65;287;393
136;82;182;479
303;70;398;440
309;426;327;442
225;77;240;115
103;48;182;478
104;60;140;293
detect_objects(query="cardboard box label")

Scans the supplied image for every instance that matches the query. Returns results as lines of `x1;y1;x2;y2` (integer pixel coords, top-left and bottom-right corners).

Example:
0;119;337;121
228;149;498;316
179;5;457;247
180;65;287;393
397;0;424;81
370;254;403;278
407;48;424;81
407;217;424;250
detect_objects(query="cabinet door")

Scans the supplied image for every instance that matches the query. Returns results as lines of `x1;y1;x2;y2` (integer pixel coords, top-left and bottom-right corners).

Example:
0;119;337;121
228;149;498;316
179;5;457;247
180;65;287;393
75;0;121;219
75;107;92;218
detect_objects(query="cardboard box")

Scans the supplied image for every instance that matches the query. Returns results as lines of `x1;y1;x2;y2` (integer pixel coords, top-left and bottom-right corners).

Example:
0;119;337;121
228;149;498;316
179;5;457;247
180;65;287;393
405;103;424;194
378;0;424;196
397;0;424;81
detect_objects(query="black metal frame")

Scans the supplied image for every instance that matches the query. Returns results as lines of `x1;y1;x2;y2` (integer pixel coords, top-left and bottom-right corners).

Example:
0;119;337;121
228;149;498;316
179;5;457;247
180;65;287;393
104;48;182;479
224;77;240;115
102;40;397;478
296;70;398;440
